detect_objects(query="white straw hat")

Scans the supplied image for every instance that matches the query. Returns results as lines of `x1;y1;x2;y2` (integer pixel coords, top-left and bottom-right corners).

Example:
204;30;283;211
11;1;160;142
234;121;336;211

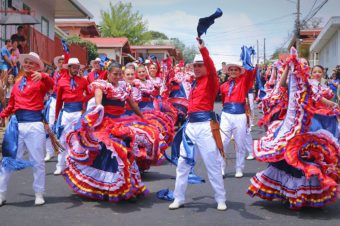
62;58;85;69
19;52;44;71
225;63;245;74
53;55;64;67
90;57;101;67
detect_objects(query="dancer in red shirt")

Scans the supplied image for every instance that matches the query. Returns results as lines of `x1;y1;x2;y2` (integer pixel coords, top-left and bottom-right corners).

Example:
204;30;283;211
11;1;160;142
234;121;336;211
0;52;54;206
219;63;256;178
86;58;108;110
53;58;90;175
169;38;226;211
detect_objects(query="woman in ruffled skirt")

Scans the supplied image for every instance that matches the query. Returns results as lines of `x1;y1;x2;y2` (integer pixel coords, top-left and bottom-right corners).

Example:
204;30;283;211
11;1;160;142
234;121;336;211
247;49;340;209
62;62;162;201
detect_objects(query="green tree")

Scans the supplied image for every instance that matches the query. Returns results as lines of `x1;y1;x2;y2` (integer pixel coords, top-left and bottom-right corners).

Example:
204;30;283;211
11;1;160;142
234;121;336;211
153;37;197;63
271;47;289;60
145;30;168;40
65;36;98;64
170;38;197;63
100;1;151;45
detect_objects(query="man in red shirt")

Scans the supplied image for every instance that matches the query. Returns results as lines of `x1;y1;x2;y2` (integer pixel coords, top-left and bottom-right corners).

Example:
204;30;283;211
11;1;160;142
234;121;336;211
44;55;65;162
219;64;256;178
169;38;226;211
53;58;90;175
86;57;107;110
0;52;54;206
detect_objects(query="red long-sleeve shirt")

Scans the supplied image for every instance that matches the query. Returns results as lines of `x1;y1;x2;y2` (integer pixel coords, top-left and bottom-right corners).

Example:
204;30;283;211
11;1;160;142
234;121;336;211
1;72;54;118
188;47;219;113
220;69;256;105
55;74;90;120
87;69;107;84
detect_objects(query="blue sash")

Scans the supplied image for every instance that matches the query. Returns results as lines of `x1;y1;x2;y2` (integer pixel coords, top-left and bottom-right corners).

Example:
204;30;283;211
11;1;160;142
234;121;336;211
188;111;213;123
104;114;120;119
222;102;245;114
1;116;35;171
43;97;54;124
64;101;83;113
15;110;43;122
50;92;57;98
55;102;83;138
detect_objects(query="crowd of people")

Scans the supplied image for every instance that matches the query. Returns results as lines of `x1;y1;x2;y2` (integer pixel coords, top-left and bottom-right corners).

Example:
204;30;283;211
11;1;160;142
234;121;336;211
0;37;339;212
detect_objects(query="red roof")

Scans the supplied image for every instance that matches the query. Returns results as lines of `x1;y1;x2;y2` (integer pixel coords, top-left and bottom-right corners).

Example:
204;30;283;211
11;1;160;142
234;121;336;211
83;37;129;47
131;45;176;50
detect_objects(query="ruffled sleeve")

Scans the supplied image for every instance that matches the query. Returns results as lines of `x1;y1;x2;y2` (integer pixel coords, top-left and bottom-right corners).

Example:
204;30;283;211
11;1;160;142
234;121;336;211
105;81;132;102
89;80;108;94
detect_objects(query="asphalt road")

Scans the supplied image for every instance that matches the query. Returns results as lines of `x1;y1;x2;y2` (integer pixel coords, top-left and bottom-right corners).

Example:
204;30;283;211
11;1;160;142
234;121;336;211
0;102;339;226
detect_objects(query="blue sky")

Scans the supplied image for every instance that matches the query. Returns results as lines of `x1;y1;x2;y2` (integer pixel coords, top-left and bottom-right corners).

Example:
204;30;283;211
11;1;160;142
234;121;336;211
76;0;340;67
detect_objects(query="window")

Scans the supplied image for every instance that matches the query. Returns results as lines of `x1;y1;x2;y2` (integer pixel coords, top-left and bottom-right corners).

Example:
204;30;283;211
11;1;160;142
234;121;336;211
41;16;49;37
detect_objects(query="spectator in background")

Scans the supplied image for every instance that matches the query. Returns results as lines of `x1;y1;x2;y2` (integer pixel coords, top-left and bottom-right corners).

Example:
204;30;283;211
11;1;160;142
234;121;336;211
1;40;13;73
10;49;18;76
328;72;340;102
323;67;329;79
4;74;14;126
83;65;92;77
0;69;5;114
10;26;26;54
337;79;340;106
218;61;228;84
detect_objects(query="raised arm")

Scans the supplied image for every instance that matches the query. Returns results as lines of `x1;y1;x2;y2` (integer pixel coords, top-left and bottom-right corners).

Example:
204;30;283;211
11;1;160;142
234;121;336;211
94;88;103;106
126;98;145;119
279;66;290;87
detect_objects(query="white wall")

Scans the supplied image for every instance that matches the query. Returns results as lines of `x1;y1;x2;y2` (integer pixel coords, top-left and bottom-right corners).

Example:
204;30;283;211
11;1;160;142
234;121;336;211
318;30;339;70
98;48;117;60
24;0;56;40
0;0;56;48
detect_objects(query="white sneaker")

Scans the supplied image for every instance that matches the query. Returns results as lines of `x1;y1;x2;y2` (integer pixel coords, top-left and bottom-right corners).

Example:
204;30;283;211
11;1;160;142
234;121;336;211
217;202;227;211
53;166;63;175
221;168;226;177
44;152;54;162
235;170;243;178
35;193;45;206
246;155;255;160
169;199;184;210
0;192;6;207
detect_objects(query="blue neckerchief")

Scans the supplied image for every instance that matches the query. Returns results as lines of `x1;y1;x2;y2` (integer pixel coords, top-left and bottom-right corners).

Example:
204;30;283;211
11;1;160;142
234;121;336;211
55;72;60;87
227;79;235;96
70;77;78;91
19;77;27;92
188;80;197;98
95;71;99;80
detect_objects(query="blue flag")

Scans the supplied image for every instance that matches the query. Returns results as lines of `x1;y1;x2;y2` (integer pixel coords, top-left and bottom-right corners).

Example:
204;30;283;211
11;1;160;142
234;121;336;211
61;39;69;54
240;46;256;71
197;8;223;37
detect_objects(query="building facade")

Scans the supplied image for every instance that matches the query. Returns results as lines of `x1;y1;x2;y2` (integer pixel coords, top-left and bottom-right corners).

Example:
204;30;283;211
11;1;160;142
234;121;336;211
310;17;340;70
0;0;92;65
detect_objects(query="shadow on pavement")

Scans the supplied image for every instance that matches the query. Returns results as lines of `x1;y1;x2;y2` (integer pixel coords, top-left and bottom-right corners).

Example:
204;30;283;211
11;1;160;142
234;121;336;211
140;171;173;182
251;200;340;220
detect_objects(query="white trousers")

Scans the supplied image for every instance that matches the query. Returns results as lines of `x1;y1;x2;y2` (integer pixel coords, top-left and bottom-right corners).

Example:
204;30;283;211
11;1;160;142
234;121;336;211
86;97;96;111
56;111;82;168
46;97;56;155
173;121;226;203
219;112;247;171
248;93;255;119
246;93;254;156
245;128;253;156
0;122;46;194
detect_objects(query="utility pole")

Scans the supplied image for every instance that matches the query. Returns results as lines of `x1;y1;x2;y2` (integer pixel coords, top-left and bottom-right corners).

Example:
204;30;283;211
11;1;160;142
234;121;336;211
296;0;301;51
257;40;259;64
252;46;255;64
263;38;266;64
